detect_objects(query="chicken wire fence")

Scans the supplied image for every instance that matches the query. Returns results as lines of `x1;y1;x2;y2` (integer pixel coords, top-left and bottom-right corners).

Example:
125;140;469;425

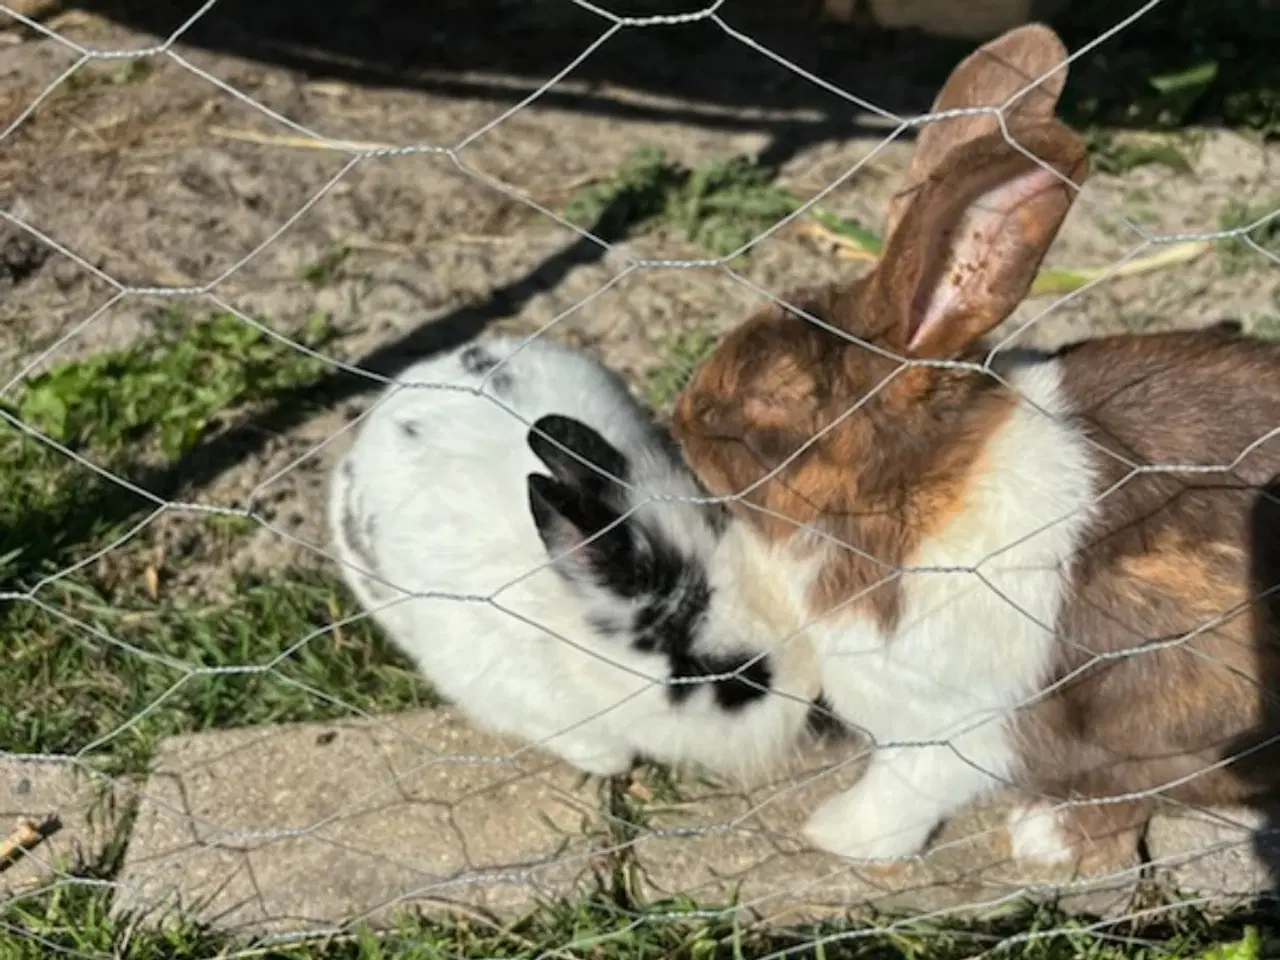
0;0;1278;955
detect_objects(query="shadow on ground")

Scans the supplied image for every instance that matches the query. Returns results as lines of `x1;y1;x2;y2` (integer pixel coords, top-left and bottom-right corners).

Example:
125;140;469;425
17;0;1280;139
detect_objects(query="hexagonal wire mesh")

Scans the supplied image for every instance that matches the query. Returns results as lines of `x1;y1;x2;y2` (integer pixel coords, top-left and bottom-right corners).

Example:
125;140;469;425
0;0;1278;957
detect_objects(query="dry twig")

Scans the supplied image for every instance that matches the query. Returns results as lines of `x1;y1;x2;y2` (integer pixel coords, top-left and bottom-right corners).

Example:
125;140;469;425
0;816;57;873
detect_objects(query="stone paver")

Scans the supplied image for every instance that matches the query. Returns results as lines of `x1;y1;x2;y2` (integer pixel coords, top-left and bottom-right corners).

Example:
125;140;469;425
1148;806;1280;899
112;710;609;934
1;760;129;902
110;710;1280;935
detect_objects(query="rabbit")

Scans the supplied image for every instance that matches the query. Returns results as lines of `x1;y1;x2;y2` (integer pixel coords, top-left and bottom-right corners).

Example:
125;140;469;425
667;22;1280;869
328;333;823;783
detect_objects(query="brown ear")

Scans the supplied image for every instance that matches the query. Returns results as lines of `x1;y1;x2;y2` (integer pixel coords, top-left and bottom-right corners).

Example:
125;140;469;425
877;120;1089;360
885;23;1070;242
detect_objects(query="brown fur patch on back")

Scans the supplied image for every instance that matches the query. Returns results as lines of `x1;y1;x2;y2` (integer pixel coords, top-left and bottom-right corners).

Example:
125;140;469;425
1015;329;1280;813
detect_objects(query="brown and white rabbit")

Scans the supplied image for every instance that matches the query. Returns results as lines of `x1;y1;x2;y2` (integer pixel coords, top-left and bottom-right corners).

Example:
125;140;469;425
669;23;1280;868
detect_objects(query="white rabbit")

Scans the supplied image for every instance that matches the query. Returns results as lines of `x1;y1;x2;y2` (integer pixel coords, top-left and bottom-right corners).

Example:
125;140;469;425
328;333;822;780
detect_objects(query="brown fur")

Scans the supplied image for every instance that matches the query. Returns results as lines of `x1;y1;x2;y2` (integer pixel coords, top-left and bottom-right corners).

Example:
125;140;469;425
1013;330;1280;854
885;23;1069;240
672;120;1085;628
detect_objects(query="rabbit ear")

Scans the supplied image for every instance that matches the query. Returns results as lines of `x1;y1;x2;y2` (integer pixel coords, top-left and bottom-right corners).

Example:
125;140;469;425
885;23;1070;243
527;415;629;503
878;119;1089;360
527;472;637;589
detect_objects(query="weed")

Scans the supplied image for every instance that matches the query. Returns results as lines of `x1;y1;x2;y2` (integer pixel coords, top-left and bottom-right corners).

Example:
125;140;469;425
566;148;878;261
1218;199;1280;275
672;154;799;256
563;145;684;241
302;245;352;288
1052;0;1279;134
1084;130;1195;176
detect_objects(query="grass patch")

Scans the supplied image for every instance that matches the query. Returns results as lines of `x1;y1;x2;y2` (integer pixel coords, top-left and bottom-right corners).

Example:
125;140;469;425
1;569;433;775
0;307;429;775
14;310;333;461
565;147;872;258
1049;0;1278;135
1082;130;1196;176
1218;199;1280;275
0;882;1272;959
0;309;336;587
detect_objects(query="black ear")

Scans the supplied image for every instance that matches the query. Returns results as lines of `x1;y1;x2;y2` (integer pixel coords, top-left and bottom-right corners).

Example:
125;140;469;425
527;415;629;504
526;472;640;591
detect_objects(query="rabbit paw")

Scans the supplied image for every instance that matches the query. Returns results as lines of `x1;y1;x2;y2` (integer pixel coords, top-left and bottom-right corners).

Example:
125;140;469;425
1006;801;1075;865
552;740;635;778
801;786;935;863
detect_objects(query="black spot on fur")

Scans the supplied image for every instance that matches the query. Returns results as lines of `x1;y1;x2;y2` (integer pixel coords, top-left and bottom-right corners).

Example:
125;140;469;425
804;694;847;739
458;344;514;394
528;472;638;588
399;419;419;439
460;344;498;375
340;494;387;601
631;571;772;713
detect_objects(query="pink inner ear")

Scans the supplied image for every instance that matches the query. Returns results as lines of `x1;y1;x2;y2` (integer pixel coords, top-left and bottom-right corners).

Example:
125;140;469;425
907;164;1066;354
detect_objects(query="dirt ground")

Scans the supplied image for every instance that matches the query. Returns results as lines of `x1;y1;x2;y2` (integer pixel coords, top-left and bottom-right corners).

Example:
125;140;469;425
0;8;1275;585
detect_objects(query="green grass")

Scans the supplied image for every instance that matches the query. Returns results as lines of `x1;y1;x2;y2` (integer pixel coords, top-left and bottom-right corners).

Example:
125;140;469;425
1;570;433;775
0;880;1271;960
1080;130;1196;176
13;310;334;462
1;309;431;776
564;147;873;259
1218;199;1280;276
0;309;335;586
1048;0;1278;135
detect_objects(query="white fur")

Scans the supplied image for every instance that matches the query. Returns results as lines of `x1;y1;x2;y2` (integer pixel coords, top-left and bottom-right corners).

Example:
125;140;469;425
1007;801;1075;865
329;334;820;781
796;358;1098;861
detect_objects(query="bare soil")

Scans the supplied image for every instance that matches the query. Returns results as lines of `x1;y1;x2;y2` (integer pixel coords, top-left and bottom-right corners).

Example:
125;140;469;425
0;9;1274;588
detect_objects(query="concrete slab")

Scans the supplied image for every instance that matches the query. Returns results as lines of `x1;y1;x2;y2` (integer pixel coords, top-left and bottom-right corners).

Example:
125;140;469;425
1;759;128;902
112;710;609;935
1148;806;1280;901
110;710;1280;937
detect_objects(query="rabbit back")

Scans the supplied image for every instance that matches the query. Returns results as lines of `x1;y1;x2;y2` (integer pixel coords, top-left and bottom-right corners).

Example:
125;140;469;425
327;336;654;715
